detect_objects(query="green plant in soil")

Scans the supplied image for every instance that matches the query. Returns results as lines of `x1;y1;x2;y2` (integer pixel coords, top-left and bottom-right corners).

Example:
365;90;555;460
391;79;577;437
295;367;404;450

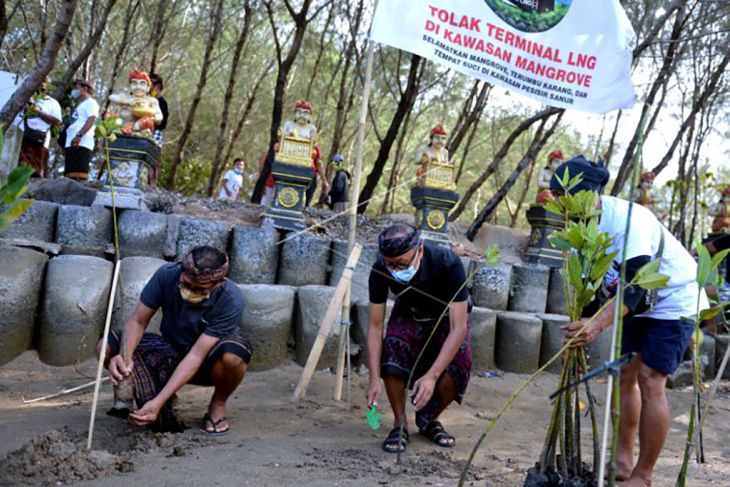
675;242;730;487
0;127;34;233
521;171;618;485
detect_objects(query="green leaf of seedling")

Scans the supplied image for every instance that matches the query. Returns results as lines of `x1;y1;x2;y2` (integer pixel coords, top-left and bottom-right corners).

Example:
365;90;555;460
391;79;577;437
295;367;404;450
634;272;670;290
567;253;583;292
544;201;563;216
484;244;501;267
629;259;660;286
548;235;572;251
699;303;728;322
0;199;32;233
695;241;712;287
590;251;617;281
366;406;382;431
710;249;730;274
0;166;33;204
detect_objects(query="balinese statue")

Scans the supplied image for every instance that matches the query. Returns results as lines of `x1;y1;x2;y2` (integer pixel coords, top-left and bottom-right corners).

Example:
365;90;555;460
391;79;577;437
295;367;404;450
107;68;163;138
282;99;317;141
536;150;564;204
710;186;730;233
416;124;455;190
634;171;656;211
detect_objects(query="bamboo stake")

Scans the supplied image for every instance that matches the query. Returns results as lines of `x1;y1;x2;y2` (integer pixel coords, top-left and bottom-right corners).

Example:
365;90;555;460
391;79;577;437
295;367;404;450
334;1;378;402
23;377;109;404
293;243;362;402
87;260;121;450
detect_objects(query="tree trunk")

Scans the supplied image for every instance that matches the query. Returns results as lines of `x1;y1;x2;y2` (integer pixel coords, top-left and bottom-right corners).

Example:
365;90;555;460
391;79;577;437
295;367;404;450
357;54;422;214
221;59;275;176
602;110;622;166
148;0;171;73
448;82;490;155
0;0;6;51
611;4;685;194
510;152;539;227
163;0;225;189
0;0;79;128
102;0;141;112
467;112;563;240
380;108;413;215
454;116;481;185
49;0;119;102
449;107;562;222
651;48;730;175
206;0;254;196
251;0;318;204
304;1;337;101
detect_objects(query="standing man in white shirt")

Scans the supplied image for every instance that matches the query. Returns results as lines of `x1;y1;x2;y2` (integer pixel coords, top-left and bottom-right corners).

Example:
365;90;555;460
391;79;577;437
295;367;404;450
64;79;99;181
555;156;708;487
17;79;62;178
218;158;245;202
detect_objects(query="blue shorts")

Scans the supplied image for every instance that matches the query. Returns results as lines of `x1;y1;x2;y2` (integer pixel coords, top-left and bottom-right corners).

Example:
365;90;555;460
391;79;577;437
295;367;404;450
621;316;694;374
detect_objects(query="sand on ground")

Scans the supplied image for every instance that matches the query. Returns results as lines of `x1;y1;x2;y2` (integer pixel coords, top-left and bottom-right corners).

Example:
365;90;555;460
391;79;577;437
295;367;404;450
1;351;729;486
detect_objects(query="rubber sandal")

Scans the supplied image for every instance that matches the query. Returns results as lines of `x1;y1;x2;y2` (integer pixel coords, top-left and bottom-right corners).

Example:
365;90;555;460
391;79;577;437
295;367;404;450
201;413;230;436
419;421;455;448
382;426;409;453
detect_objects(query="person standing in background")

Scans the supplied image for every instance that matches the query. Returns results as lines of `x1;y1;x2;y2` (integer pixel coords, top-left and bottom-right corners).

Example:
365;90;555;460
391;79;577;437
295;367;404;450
17;78;62;178
218;158;245;202
63;79;98;181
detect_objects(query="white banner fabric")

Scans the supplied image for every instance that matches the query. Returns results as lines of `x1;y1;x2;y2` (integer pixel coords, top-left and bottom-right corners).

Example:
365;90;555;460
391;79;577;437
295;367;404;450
371;0;636;113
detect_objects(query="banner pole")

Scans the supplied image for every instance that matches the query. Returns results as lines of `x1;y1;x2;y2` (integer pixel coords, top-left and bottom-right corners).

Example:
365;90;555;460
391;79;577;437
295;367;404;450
335;0;378;402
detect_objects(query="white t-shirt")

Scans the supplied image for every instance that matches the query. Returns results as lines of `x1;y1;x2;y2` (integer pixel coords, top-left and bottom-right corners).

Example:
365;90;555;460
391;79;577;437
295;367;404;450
598;195;708;320
218;169;244;201
65;97;99;150
14;95;63;148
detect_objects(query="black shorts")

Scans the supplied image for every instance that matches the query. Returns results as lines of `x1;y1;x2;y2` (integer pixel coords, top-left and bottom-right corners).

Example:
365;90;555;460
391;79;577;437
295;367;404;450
64;146;93;180
621;316;694;374
108;330;252;387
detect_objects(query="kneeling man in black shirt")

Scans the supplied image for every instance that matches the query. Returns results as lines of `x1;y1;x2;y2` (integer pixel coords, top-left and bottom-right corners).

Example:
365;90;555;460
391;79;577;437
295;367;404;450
366;224;472;453
97;246;251;435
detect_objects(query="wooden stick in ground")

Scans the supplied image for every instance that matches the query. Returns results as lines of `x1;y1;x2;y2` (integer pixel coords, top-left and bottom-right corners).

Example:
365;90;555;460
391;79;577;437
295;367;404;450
293;243;362;402
23;377;109;404
87;259;121;450
334;285;352;401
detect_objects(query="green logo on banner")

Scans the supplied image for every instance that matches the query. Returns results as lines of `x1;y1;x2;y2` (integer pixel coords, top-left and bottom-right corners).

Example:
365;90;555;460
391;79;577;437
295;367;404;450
485;0;572;33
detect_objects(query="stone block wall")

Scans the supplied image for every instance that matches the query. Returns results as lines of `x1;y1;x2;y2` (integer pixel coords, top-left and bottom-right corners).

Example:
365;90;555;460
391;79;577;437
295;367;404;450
4;201;713;378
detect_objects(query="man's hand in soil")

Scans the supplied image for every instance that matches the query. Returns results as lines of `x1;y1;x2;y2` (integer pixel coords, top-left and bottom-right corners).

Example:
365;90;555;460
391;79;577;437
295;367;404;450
411;374;437;410
128;399;162;426
562;317;602;348
109;355;133;386
366;378;382;408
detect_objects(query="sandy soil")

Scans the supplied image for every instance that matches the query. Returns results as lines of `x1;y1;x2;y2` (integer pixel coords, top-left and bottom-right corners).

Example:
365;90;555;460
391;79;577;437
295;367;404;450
1;351;729;486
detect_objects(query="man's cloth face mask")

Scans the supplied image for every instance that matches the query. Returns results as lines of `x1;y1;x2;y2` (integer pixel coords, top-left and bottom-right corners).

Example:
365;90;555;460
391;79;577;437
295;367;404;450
179;283;210;304
71;88;81;99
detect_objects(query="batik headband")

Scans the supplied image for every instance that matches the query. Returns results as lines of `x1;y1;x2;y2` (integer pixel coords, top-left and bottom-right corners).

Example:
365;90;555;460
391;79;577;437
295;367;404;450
378;227;421;257
181;247;230;285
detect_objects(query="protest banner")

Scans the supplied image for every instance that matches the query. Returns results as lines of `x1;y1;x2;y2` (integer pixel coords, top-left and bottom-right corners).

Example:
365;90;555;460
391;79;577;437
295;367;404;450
371;0;636;113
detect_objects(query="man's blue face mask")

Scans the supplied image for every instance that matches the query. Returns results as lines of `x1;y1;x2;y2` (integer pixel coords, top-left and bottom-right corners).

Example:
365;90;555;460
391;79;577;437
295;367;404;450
390;265;417;283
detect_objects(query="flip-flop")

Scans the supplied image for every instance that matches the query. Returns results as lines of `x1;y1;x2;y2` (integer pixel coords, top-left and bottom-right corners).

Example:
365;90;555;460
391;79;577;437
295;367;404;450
419;421;455;448
201;413;230;436
382;426;409;453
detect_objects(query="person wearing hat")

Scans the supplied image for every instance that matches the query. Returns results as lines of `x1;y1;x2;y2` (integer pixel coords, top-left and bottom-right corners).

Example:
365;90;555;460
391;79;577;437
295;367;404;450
365;224;472;453
555;156;707;486
16;77;62;178
416;124;451;186
96;245;252;435
64;79;99;181
327;154;350;212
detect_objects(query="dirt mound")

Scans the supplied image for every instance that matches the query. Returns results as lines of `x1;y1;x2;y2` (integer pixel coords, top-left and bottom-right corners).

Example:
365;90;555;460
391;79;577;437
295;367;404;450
0;427;133;486
0;421;220;486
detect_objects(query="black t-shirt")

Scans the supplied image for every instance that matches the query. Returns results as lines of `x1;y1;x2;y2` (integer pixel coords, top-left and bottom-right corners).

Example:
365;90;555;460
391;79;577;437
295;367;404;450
156;96;169;131
329;170;351;203
140;263;244;349
368;243;469;317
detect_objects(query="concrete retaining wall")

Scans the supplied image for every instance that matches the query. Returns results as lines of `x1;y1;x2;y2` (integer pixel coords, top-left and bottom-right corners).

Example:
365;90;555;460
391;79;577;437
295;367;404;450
4;201;705;379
